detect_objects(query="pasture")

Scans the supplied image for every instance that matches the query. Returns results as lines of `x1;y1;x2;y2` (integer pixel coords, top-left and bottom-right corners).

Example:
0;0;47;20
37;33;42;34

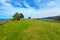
0;20;60;40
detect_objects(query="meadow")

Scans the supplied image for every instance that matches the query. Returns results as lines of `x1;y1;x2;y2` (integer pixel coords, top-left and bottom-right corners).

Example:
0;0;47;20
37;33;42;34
0;20;60;40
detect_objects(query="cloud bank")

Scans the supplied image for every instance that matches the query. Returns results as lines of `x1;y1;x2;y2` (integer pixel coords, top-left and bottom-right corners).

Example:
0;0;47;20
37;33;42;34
0;0;60;19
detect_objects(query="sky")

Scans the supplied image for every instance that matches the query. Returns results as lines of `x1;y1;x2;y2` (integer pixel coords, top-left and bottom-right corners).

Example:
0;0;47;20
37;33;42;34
0;0;60;19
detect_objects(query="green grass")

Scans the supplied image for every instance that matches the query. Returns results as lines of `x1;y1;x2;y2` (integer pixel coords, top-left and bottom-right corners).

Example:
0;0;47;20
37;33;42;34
0;20;60;40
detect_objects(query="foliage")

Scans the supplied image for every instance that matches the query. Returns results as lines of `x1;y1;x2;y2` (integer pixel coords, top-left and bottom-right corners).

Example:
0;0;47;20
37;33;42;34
13;12;24;20
20;13;24;18
13;12;20;20
28;17;31;19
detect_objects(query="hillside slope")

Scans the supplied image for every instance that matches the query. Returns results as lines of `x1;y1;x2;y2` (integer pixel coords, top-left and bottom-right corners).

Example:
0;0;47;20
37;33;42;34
0;20;60;40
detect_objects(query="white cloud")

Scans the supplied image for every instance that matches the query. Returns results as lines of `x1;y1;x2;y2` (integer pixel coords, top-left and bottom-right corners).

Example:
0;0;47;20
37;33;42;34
47;1;57;7
35;0;41;3
1;6;60;18
48;1;56;5
0;0;60;19
23;1;31;8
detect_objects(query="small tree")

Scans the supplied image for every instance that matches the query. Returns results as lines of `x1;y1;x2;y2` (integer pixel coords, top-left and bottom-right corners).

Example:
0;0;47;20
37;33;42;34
28;17;31;19
13;12;20;20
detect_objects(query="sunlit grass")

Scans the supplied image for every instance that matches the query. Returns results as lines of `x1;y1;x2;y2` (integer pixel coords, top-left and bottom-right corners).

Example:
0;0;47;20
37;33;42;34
0;20;60;40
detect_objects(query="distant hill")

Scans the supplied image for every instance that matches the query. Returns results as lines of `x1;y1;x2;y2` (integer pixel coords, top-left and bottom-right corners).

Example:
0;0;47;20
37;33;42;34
43;15;60;19
0;19;10;22
41;15;60;21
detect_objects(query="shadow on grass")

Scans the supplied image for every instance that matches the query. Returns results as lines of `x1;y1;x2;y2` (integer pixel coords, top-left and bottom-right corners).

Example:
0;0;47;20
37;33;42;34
0;24;3;26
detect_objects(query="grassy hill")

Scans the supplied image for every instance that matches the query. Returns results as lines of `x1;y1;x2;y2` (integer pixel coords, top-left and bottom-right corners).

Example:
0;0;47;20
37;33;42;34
0;20;60;40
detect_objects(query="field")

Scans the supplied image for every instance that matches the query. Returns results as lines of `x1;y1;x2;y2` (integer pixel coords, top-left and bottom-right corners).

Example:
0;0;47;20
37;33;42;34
0;20;60;40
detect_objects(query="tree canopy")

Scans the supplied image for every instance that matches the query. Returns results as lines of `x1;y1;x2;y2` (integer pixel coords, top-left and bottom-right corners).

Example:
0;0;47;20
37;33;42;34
13;12;24;20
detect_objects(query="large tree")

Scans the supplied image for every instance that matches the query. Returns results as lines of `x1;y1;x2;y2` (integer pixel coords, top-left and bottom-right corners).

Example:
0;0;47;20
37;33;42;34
13;12;24;20
13;12;20;20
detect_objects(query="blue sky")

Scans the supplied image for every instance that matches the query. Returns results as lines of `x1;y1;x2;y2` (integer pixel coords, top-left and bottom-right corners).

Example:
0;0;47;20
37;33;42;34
0;0;60;19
